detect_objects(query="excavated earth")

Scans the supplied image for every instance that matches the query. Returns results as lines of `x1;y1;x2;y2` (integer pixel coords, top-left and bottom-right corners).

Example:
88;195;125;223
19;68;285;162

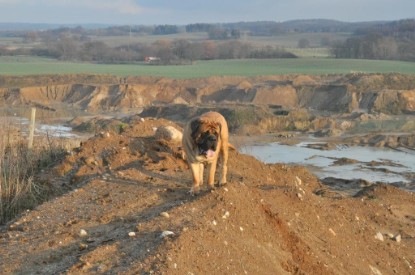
0;118;414;274
3;73;415;148
1;73;415;114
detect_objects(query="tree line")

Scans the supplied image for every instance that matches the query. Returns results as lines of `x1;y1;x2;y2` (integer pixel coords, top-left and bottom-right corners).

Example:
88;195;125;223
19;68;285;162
0;36;295;64
331;19;415;61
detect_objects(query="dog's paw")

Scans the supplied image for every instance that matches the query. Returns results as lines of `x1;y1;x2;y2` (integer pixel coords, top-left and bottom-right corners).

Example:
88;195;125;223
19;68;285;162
207;184;216;191
189;186;200;196
216;181;227;187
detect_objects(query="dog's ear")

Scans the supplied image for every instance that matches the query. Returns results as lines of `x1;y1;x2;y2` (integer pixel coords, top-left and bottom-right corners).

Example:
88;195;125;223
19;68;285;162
190;119;201;140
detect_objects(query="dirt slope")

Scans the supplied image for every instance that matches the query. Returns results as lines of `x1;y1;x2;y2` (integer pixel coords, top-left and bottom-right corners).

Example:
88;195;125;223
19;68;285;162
0;118;414;274
2;73;415;114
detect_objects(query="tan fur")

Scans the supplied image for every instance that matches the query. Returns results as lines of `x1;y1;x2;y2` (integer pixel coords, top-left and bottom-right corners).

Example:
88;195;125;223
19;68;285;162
182;112;230;195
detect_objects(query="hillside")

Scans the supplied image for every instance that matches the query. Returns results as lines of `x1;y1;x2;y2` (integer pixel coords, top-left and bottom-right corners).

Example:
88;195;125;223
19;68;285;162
0;117;414;274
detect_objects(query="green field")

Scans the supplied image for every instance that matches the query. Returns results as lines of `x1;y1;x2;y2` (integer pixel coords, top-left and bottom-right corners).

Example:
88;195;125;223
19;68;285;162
1;56;415;78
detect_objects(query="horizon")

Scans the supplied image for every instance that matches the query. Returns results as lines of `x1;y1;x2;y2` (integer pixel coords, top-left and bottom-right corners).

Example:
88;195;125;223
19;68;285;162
0;0;413;26
0;18;411;29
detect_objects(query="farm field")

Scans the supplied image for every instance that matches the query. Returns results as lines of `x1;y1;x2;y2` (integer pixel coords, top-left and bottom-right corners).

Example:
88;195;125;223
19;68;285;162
89;31;351;48
1;56;415;78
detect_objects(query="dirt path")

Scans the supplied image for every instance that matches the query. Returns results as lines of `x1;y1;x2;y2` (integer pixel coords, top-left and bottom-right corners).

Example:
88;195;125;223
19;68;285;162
1;118;414;274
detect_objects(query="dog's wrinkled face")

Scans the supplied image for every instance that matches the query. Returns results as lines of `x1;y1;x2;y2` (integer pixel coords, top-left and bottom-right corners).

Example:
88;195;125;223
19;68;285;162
191;119;220;157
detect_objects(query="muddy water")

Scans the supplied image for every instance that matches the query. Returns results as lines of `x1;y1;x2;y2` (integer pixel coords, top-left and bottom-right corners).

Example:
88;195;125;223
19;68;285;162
240;141;415;191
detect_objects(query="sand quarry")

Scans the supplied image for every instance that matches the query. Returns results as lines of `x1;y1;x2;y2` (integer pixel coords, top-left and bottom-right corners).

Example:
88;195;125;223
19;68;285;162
0;73;414;274
0;117;414;274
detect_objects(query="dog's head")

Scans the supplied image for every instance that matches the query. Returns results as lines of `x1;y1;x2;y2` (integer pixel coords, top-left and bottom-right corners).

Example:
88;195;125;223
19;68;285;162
190;118;221;157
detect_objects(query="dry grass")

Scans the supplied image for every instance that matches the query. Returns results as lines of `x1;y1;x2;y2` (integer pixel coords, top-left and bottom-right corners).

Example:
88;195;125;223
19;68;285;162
0;120;70;224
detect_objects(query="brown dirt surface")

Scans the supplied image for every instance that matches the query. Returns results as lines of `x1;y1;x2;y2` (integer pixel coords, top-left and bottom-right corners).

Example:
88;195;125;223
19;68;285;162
1;118;414;274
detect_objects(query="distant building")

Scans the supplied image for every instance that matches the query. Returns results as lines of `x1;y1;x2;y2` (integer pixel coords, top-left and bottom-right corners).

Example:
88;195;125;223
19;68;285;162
144;56;161;63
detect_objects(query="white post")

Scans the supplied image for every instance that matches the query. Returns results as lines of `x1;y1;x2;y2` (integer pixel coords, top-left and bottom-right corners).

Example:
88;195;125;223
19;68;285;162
28;107;36;149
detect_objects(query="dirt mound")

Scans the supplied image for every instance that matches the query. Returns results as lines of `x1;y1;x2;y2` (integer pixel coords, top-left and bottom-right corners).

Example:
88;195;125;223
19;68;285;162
236;80;253;90
292;75;318;86
0;117;414;274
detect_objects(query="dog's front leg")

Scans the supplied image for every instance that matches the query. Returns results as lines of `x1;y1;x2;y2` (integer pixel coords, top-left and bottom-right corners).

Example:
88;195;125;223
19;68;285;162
207;158;218;190
190;162;203;195
219;143;228;186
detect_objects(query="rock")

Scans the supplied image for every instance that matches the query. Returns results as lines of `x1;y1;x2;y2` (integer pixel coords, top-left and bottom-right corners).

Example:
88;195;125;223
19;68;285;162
79;229;88;237
393;234;401;243
160;212;170;218
99;131;110;138
155;126;183;142
160;231;175;238
83;156;96;166
222;211;230;219
128;232;136;237
79;243;88;250
369;265;383;275
375;232;384;241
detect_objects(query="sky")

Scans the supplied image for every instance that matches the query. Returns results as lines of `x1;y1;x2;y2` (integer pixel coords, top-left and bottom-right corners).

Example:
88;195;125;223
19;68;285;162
0;0;414;25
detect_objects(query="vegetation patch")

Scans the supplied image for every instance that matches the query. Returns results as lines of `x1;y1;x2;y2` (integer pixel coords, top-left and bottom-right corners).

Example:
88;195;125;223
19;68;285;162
0;126;68;224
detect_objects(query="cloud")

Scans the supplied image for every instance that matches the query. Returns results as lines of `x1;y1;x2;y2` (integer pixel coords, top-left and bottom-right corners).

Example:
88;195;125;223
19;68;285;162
0;0;413;24
0;0;146;15
76;0;145;15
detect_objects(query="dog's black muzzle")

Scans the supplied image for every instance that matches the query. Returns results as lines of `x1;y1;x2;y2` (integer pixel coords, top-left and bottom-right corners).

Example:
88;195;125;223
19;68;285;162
198;134;217;155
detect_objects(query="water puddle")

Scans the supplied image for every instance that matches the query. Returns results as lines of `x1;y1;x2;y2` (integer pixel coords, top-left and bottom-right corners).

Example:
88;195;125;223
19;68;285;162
37;124;78;138
3;116;80;138
240;141;415;191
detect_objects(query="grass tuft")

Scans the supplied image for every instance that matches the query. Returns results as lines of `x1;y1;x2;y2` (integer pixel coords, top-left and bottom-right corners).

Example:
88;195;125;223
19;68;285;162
0;123;68;224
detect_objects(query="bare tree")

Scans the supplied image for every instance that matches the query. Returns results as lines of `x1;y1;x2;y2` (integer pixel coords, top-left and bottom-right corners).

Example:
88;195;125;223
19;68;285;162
53;37;79;60
298;38;310;48
152;40;174;64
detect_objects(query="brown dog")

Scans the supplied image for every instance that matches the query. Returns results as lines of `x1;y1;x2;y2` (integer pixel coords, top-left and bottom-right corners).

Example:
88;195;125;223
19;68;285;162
182;112;229;195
